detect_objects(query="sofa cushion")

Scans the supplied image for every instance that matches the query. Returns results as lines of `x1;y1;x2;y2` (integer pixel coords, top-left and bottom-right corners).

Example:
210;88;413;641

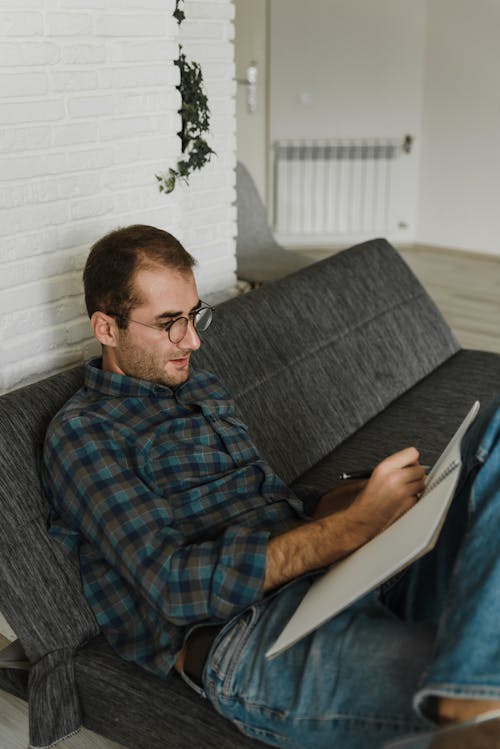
75;635;262;749
194;238;460;486
293;350;500;496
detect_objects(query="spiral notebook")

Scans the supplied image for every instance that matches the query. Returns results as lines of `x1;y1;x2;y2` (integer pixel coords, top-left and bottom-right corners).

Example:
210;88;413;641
266;401;480;659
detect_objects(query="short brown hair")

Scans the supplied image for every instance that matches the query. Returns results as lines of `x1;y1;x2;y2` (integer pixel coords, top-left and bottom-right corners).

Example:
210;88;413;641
83;225;195;327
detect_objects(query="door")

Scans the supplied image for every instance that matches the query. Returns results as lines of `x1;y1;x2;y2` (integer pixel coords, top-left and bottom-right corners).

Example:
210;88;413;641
234;0;269;206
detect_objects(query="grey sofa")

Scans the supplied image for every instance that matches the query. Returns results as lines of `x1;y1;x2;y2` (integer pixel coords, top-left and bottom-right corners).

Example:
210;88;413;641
1;238;499;749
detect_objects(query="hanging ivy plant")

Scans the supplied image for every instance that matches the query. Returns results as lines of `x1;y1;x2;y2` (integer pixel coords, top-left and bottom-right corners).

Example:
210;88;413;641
172;0;185;24
156;0;215;194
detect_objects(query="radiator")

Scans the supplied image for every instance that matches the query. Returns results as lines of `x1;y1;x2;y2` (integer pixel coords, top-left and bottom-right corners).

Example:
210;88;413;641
273;138;400;240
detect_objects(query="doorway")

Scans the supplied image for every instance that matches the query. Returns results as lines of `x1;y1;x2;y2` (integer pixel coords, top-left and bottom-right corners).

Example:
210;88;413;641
234;0;269;208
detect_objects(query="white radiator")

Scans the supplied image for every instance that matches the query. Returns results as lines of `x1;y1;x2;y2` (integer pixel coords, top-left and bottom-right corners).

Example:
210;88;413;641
273;138;400;240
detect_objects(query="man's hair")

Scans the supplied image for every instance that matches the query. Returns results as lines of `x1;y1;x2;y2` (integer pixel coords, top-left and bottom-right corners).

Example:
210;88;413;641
83;225;195;327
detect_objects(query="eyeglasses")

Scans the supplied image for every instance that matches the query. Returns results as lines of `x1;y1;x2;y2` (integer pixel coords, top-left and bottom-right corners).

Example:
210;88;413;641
108;303;213;344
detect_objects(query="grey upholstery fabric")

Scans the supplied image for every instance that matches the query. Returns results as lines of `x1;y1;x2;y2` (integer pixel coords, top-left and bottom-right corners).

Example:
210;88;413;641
75;635;261;749
0;366;98;748
194;238;460;485
0;238;493;749
235;161;312;284
0;638;262;749
293;350;500;498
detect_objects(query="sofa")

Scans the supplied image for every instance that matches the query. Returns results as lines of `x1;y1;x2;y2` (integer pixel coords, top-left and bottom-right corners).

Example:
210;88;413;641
1;237;499;749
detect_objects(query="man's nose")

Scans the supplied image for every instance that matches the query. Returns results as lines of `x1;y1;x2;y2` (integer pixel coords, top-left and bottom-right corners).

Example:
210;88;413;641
182;318;201;350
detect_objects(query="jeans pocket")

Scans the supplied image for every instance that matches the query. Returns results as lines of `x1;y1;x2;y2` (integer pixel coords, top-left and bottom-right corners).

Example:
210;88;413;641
205;606;255;689
220;606;261;697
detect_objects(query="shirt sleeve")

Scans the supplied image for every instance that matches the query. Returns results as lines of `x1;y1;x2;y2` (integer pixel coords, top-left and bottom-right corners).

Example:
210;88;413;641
44;414;270;626
288;482;322;517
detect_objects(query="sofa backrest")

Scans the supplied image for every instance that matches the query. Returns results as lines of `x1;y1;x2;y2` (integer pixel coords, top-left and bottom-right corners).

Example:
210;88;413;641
194;238;460;485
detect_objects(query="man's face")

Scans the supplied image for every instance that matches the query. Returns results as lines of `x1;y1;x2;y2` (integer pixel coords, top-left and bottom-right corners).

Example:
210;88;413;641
106;265;202;388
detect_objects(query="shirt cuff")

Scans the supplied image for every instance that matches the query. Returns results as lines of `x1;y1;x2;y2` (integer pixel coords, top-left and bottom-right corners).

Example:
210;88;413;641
211;527;270;618
288;483;322;517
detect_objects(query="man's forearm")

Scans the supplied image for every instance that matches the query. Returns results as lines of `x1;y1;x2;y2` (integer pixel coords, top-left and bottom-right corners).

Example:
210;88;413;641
264;447;426;593
263;508;369;592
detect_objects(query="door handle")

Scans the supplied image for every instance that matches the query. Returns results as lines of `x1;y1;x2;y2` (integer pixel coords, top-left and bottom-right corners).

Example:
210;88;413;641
237;61;258;113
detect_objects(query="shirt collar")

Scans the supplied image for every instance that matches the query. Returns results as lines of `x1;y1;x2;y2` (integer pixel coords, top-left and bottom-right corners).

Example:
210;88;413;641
83;358;229;409
84;358;174;399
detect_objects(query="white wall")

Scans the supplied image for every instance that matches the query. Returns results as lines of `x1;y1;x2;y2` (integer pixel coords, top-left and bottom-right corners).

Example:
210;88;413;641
269;0;427;245
269;0;500;257
0;0;236;395
417;0;500;255
234;0;268;204
270;0;427;142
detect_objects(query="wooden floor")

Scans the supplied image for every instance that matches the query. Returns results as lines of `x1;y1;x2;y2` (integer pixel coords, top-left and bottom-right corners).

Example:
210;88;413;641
1;243;499;748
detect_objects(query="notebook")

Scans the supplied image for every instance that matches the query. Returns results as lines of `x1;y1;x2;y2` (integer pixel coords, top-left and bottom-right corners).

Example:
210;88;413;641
266;401;480;659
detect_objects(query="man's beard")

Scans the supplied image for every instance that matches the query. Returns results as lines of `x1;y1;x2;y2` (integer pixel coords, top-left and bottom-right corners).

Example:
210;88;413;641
117;341;191;388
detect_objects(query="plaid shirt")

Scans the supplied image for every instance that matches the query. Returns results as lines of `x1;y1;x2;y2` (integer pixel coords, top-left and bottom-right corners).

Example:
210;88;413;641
42;359;307;678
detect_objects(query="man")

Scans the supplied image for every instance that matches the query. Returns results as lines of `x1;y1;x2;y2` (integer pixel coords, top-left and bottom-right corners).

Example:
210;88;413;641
43;225;500;748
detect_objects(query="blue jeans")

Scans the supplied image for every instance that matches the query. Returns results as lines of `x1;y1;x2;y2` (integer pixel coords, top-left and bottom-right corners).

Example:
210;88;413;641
200;400;500;748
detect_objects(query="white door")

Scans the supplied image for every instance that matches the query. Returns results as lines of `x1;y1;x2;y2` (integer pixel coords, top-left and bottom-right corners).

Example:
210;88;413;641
234;0;269;206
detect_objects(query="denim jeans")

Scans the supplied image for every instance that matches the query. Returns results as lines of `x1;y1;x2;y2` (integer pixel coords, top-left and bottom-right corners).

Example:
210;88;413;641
200;399;500;748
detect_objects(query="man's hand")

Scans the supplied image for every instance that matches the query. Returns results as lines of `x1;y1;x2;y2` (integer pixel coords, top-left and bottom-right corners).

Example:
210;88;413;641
348;447;426;542
264;447;426;593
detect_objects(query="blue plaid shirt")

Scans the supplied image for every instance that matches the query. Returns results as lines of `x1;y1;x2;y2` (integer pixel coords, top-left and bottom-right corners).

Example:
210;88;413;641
42;359;307;678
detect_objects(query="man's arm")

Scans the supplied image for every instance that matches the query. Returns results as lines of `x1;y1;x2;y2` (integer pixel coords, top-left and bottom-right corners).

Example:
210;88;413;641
264;447;426;592
43;415;271;626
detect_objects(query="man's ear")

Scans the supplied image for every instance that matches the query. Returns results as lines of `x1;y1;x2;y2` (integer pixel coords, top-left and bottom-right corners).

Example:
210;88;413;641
90;311;119;347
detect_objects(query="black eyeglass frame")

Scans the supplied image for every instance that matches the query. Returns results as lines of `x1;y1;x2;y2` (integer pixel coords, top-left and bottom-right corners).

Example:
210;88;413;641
107;303;213;344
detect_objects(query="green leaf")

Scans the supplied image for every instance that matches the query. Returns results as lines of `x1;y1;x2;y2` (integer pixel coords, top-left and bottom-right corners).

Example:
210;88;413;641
173;0;185;25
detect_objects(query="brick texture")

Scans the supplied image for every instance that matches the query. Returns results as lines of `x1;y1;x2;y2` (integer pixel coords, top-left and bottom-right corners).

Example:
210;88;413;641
0;0;236;394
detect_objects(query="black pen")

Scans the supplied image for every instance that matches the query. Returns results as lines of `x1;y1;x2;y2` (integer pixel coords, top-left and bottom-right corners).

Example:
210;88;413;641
338;465;431;481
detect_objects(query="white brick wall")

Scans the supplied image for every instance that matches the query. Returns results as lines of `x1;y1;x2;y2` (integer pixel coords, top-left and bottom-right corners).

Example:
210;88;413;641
0;0;236;394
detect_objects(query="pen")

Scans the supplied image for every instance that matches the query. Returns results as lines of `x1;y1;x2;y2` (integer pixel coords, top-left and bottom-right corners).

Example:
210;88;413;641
338;465;431;481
